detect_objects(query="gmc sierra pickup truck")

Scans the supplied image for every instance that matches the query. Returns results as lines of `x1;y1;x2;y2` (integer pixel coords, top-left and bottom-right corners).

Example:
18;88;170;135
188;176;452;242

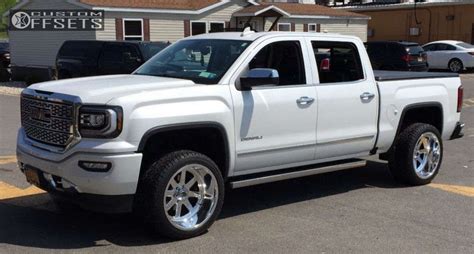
17;30;464;239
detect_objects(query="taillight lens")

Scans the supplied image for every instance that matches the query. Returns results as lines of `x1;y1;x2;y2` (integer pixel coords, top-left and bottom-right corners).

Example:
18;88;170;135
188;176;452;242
457;85;464;113
401;55;409;63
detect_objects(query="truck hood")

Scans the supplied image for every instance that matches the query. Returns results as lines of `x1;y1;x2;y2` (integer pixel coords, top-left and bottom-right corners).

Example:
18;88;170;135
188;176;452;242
28;75;196;104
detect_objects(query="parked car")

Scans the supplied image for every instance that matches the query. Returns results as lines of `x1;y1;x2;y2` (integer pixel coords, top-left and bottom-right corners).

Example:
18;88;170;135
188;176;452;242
422;40;474;73
366;41;428;72
18;31;464;239
56;40;169;79
0;41;10;68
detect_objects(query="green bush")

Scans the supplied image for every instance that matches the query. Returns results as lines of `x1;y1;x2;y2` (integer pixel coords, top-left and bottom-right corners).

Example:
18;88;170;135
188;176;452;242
0;0;17;38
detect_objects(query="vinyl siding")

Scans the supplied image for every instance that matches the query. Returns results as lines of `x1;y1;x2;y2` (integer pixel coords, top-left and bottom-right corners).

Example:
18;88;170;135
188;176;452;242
95;18;116;41
9;0;96;67
320;20;368;42
150;20;184;43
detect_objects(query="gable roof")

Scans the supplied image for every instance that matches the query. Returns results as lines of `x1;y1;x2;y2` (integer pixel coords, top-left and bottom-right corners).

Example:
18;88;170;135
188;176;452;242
234;3;370;19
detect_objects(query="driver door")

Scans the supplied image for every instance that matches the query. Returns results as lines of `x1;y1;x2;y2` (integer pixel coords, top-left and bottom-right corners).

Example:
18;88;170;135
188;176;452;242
229;38;318;174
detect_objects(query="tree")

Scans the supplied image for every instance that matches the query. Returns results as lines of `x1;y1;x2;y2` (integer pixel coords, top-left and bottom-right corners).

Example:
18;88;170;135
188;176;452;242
0;0;17;38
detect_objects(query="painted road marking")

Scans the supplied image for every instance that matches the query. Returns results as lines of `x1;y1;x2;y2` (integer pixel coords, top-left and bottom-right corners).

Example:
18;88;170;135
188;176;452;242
429;183;474;197
0;181;45;201
0;155;17;165
463;98;474;108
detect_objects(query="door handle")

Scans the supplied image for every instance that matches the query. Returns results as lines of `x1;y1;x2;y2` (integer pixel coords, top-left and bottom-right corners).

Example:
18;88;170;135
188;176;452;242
360;92;375;101
297;96;315;105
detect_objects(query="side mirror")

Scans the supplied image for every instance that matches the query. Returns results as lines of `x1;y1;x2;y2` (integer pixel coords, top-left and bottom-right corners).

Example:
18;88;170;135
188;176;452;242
239;68;279;91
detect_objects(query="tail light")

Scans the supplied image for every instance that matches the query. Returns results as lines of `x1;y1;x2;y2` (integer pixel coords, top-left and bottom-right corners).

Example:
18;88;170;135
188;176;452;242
468;52;474;56
320;58;331;72
401;54;410;63
457;85;464;113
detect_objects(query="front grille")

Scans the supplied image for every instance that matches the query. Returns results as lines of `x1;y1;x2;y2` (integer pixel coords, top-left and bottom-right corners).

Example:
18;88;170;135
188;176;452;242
21;95;75;148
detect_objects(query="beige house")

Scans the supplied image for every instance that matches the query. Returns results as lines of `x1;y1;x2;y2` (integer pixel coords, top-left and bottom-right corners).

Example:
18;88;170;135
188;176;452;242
6;0;369;81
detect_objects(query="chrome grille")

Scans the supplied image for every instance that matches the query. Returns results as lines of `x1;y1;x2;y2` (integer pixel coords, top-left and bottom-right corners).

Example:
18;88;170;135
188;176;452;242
21;95;75;148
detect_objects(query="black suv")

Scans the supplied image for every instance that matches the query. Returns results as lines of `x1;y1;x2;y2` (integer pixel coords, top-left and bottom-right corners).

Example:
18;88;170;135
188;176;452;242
366;41;428;72
56;40;169;79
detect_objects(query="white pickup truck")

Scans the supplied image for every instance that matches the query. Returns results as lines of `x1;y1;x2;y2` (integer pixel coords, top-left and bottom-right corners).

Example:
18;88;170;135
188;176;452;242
17;31;464;239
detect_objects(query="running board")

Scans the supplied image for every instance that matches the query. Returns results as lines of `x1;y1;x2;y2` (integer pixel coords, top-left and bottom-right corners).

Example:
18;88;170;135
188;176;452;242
229;160;367;189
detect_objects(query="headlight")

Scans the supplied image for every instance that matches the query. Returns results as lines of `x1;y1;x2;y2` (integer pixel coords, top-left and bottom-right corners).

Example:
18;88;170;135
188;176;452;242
3;53;10;60
78;106;123;138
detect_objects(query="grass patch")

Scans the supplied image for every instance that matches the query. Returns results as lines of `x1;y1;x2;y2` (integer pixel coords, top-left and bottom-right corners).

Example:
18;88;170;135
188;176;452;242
0;31;7;40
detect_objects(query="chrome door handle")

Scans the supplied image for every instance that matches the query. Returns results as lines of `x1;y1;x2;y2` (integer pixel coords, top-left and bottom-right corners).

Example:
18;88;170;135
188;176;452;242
297;96;315;105
360;92;375;101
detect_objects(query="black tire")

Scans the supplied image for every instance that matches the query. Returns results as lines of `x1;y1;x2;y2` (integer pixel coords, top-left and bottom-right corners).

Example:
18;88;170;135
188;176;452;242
0;67;10;82
388;123;443;186
448;58;463;73
135;150;225;239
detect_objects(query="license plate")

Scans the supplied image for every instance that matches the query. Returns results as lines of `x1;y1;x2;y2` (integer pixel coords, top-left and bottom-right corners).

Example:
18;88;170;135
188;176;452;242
24;168;40;186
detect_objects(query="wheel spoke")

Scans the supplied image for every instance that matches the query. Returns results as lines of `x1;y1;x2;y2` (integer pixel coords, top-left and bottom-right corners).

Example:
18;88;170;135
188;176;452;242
184;199;193;211
175;202;182;217
169;178;178;189
185;176;197;189
165;198;176;211
165;190;175;198
189;191;200;198
179;170;186;185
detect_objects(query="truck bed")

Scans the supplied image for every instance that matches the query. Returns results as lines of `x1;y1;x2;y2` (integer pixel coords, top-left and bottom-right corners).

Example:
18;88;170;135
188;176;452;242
374;71;459;81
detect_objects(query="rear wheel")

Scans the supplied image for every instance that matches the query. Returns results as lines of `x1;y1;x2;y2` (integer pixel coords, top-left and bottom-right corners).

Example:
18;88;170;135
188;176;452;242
136;150;224;239
388;123;443;185
448;59;463;73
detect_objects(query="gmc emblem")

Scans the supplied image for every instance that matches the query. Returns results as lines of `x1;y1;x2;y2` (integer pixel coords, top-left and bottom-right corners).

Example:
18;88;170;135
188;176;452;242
31;107;51;123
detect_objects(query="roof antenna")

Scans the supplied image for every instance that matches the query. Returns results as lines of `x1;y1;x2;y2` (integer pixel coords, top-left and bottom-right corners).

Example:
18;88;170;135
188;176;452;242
241;27;255;37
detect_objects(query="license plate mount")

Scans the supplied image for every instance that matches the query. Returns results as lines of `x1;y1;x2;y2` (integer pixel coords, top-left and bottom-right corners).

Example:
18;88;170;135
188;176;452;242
24;168;41;186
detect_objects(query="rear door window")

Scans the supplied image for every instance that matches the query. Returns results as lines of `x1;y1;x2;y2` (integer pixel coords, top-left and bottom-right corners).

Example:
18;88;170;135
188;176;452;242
59;41;102;59
406;45;424;55
311;41;364;84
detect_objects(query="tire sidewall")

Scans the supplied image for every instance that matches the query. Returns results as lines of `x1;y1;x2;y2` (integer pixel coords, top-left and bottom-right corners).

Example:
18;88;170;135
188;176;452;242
449;59;463;73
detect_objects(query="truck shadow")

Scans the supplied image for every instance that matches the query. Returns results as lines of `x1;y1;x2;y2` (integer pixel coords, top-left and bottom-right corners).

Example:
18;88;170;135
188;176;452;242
0;161;405;249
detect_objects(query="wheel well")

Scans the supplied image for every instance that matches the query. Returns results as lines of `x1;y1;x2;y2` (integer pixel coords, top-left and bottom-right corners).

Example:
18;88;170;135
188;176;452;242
139;124;229;179
397;104;443;136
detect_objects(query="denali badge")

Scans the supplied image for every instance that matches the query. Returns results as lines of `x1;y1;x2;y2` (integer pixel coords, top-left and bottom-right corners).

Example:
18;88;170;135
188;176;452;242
241;136;263;142
31;107;52;123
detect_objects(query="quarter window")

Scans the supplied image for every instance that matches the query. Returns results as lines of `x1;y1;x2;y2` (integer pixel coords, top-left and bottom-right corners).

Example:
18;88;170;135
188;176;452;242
123;19;143;41
249;41;306;86
312;41;364;84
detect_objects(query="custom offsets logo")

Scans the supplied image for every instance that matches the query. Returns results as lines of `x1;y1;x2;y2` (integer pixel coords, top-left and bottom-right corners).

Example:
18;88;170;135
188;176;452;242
9;10;104;31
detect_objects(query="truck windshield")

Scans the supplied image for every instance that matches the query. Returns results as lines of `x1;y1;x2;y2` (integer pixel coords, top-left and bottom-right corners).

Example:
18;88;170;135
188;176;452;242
135;39;251;84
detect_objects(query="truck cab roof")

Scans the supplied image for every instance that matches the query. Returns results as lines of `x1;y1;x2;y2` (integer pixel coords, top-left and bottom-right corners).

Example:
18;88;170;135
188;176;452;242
184;31;358;42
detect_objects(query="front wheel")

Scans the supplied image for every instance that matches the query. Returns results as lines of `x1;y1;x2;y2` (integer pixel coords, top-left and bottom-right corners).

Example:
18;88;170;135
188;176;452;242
388;123;443;185
136;150;224;239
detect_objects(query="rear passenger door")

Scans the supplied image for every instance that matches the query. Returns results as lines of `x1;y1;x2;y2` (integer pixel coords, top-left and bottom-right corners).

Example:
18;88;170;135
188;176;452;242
99;43;142;75
307;39;378;160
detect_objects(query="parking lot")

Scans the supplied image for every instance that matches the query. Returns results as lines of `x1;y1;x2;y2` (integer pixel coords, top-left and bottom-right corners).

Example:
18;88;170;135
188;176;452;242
0;75;473;253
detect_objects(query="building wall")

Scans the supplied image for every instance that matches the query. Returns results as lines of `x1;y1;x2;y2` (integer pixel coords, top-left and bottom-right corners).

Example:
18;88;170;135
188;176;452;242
9;0;95;67
263;17;368;41
356;4;474;44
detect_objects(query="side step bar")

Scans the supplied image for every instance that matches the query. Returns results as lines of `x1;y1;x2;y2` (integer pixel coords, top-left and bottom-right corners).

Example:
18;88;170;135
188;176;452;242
229;160;367;189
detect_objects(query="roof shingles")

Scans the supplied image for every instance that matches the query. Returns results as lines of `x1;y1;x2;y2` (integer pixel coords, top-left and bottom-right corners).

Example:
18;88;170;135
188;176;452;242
235;3;368;18
79;0;222;10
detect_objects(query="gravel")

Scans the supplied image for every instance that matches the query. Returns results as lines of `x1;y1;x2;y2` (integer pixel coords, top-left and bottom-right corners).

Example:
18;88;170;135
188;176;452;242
0;81;26;96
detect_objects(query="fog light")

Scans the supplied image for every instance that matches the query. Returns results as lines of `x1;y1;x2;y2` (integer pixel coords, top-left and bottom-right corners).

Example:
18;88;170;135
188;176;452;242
78;161;112;172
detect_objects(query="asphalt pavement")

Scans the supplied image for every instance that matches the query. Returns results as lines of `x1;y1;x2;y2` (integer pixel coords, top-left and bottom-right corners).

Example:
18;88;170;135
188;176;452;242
0;75;473;253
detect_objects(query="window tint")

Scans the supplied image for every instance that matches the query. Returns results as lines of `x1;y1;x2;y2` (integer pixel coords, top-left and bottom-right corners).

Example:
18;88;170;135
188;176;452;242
58;41;102;58
312;41;364;84
124;20;143;41
140;43;168;60
191;22;206;35
407;45;424;54
423;44;436;51
100;44;139;63
437;44;456;51
0;43;9;51
249;41;306;86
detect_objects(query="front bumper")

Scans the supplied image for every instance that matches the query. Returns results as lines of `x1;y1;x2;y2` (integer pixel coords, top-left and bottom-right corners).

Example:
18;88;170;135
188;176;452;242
450;122;465;140
17;129;143;213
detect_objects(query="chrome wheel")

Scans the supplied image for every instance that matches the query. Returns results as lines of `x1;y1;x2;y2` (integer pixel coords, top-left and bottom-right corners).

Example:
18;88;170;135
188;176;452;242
449;60;462;72
412;132;441;179
163;164;218;231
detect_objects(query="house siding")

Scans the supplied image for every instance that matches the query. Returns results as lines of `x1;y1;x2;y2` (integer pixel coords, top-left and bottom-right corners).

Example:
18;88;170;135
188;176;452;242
150;20;184;42
96;18;116;40
8;0;95;67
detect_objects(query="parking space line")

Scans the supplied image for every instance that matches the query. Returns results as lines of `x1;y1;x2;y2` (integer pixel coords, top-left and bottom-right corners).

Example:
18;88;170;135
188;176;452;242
428;183;474;197
0;155;17;165
0;181;45;200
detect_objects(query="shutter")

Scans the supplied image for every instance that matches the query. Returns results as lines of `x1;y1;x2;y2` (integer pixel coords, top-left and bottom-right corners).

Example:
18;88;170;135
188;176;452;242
144;19;150;41
116;18;123;40
317;24;321;32
303;24;308;32
184;20;191;37
291;23;295;32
